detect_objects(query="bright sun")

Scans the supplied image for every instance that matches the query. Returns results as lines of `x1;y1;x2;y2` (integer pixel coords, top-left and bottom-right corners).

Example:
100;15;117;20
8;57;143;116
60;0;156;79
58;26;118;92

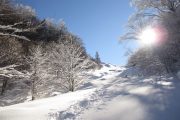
138;27;158;45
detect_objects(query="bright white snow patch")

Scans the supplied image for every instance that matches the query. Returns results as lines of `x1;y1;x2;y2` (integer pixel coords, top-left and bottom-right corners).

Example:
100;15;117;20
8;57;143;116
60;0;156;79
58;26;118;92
0;89;96;120
157;81;172;86
129;86;154;95
81;96;148;120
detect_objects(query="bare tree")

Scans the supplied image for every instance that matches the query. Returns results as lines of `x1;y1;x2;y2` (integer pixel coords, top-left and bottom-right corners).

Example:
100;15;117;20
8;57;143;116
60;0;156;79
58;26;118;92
0;36;26;95
121;0;180;74
28;45;47;100
0;0;46;95
0;0;45;41
44;35;94;92
128;47;167;76
120;0;180;42
0;64;29;95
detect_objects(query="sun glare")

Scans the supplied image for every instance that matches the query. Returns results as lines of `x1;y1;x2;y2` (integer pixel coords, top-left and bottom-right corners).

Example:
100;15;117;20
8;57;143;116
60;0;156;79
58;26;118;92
138;27;158;46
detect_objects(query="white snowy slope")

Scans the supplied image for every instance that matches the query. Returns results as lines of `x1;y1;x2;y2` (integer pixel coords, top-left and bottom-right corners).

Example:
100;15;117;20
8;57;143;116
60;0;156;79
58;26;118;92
1;64;180;120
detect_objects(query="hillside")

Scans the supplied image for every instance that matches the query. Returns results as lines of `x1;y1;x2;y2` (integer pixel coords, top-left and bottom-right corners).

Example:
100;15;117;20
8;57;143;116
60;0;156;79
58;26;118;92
1;64;180;120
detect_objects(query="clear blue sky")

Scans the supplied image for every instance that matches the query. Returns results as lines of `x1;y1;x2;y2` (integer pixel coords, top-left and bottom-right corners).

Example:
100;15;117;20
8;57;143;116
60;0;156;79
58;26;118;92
17;0;138;65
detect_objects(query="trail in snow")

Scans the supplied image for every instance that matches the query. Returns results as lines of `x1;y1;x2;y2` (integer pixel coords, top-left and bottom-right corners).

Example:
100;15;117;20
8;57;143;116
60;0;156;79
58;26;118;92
1;64;180;120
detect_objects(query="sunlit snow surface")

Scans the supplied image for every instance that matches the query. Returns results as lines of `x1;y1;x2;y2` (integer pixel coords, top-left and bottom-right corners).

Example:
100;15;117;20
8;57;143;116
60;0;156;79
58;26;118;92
1;64;180;120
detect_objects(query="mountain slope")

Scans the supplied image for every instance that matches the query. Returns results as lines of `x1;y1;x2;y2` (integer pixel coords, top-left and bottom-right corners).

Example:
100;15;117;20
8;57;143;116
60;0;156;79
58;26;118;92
1;64;180;120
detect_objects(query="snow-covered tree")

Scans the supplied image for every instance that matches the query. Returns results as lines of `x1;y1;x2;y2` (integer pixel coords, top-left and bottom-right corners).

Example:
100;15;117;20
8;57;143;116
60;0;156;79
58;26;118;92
128;47;166;76
44;35;94;92
28;45;47;100
0;0;99;104
0;0;45;41
121;0;180;74
0;37;28;95
0;64;29;95
0;0;47;96
120;0;180;42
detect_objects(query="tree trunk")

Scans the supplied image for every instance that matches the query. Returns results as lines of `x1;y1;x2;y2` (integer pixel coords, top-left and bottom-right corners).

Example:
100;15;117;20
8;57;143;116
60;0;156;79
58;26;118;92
31;78;36;100
71;83;74;92
1;78;8;95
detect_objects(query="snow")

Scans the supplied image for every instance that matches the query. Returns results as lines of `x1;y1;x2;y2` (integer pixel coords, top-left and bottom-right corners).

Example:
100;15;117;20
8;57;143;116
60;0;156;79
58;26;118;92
0;88;96;120
1;63;180;120
81;96;148;120
177;71;180;79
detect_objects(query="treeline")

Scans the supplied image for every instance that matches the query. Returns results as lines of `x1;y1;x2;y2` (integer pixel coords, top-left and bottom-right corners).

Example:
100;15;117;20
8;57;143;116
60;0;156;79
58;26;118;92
0;0;100;104
121;0;180;77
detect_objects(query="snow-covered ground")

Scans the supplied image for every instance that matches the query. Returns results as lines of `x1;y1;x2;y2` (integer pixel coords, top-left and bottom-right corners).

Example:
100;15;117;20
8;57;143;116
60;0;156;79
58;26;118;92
1;64;180;120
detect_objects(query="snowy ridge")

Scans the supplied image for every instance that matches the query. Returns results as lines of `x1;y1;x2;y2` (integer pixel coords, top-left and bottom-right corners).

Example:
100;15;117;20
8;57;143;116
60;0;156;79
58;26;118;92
1;64;180;120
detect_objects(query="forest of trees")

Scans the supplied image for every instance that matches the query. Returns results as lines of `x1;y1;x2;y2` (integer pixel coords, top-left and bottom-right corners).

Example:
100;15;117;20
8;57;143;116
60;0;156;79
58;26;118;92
1;0;180;106
121;0;180;77
0;0;100;104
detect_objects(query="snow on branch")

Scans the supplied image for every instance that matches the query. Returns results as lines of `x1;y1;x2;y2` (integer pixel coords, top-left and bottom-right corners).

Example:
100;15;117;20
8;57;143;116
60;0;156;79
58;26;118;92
0;19;46;41
0;64;29;78
0;33;31;41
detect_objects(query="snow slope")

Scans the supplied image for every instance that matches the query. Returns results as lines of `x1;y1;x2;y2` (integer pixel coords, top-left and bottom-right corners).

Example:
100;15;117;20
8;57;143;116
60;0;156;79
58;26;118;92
1;64;180;120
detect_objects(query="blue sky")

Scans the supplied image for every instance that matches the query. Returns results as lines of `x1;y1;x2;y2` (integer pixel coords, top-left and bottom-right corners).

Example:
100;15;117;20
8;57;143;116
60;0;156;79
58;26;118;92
17;0;138;65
